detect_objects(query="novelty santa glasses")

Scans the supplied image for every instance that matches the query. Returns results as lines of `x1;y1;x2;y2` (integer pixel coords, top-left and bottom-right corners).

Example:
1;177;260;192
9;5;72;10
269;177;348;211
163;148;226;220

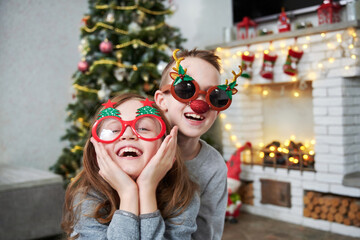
160;49;242;112
92;99;166;143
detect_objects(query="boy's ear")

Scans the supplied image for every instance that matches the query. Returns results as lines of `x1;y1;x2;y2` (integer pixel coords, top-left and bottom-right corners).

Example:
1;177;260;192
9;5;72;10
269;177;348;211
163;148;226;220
154;90;168;111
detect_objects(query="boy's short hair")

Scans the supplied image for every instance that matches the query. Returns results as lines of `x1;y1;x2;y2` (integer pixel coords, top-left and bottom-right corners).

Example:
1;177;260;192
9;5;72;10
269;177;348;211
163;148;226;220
160;49;221;87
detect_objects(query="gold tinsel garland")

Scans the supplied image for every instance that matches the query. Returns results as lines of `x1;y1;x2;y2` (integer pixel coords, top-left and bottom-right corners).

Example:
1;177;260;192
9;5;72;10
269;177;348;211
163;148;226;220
82;22;165;34
96;4;172;15
71;145;84;153
115;39;167;49
73;83;99;93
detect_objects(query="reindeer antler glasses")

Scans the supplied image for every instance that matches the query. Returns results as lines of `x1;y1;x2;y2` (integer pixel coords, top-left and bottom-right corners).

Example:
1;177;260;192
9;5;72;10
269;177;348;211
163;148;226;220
160;49;242;111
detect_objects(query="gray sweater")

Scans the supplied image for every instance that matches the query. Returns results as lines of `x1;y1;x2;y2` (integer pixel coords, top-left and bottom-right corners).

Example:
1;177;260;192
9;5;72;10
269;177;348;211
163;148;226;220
72;190;200;239
185;140;228;240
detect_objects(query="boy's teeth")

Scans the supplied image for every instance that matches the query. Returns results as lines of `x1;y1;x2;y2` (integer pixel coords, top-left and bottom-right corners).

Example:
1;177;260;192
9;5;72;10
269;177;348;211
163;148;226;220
119;147;142;157
185;113;205;120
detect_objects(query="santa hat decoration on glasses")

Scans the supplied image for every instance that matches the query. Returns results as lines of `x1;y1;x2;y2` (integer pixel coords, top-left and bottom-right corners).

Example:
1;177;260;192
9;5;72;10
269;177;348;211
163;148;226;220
92;98;166;143
161;49;242;114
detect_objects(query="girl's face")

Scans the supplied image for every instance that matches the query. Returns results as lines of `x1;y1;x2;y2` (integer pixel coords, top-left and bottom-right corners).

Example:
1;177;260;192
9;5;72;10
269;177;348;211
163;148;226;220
103;99;162;179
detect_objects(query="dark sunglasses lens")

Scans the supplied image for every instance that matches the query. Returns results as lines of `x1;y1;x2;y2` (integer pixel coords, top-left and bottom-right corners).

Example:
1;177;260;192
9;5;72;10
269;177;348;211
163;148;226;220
209;88;229;108
174;81;196;99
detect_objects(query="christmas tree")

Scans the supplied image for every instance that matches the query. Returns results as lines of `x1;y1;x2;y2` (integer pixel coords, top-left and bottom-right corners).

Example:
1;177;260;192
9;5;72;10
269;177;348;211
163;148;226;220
50;0;185;185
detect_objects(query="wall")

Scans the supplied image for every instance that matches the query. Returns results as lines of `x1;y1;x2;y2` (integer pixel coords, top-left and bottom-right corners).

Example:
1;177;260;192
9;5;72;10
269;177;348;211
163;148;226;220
0;0;232;170
167;0;232;49
0;0;87;170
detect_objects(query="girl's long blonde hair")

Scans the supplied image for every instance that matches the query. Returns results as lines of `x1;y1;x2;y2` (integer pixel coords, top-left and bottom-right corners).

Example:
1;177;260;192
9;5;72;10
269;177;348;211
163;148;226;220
62;93;198;239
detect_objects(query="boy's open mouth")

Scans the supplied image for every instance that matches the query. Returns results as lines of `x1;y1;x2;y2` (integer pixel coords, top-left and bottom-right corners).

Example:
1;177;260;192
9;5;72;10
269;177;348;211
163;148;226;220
184;113;205;121
117;147;142;157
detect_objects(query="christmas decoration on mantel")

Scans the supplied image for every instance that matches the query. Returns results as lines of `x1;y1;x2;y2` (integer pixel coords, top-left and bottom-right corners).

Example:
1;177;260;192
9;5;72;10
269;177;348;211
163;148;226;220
240;51;255;79
277;7;291;33
260;51;278;80
317;0;342;25
283;48;304;76
51;0;185;185
236;17;257;40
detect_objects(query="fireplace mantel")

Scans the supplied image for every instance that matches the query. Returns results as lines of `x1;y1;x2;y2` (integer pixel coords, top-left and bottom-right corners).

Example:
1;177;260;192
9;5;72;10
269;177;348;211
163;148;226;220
207;20;360;50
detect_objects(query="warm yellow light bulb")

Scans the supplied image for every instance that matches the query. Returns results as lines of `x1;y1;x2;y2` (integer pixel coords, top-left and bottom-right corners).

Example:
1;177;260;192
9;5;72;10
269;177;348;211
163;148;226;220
345;66;350;70
309;150;315;155
216;47;222;52
294;159;299;164
289;157;294;162
262;90;269;96
269;146;276;151
302;44;308;49
303;154;309;160
300;146;305;151
349;44;354;49
231;135;237;141
306;36;311;41
244;51;249;56
236;142;242;148
277;147;282;152
329;58;335;63
269;152;275;158
259;152;265;158
259;143;264;147
310;139;316;145
236;51;242;56
294;91;300;97
292;76;297;82
285;140;290;146
351;54;357;59
232;55;237;59
318;63;323;68
321;32;326;38
220;113;226;119
225;124;232;130
264;49;269;54
290;135;296;141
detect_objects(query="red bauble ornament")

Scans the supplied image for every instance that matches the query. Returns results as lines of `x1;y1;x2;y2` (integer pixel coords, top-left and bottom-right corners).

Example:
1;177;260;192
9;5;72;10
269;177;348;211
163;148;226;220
78;60;89;72
190;100;210;114
100;40;113;53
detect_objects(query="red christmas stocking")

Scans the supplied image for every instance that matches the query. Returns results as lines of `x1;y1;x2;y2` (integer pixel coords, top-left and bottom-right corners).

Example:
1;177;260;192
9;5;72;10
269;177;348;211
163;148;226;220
283;49;303;76
240;53;255;79
260;53;278;80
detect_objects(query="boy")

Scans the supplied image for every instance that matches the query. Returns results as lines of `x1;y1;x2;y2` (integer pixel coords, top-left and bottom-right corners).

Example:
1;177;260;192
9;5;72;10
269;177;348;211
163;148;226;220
155;49;240;239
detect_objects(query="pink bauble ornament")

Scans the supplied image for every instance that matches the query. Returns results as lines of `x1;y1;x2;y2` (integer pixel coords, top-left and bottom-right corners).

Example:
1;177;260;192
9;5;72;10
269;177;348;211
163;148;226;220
78;60;89;72
100;40;113;53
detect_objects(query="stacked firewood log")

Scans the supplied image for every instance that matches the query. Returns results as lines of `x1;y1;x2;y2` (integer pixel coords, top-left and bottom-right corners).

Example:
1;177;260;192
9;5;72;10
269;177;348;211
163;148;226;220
303;191;360;227
239;181;254;205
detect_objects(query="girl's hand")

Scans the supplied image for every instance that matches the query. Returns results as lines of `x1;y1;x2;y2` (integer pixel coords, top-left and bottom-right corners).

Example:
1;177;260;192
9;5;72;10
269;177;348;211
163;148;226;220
136;126;178;200
90;138;139;214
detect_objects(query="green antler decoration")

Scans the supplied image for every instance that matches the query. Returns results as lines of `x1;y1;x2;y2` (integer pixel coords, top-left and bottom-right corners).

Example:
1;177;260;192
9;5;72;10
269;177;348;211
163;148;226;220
169;49;194;86
217;65;242;100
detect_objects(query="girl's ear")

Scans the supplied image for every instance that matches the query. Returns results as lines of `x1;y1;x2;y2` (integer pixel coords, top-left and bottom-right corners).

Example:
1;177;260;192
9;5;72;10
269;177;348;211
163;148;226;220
154;90;168;111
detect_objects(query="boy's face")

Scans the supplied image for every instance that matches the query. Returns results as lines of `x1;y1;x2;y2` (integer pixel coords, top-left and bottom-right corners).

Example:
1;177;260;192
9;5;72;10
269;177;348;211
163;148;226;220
155;57;220;139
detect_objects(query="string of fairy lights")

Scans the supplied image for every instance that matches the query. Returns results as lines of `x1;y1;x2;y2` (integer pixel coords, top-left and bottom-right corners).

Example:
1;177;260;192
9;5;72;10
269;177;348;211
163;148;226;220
217;28;358;151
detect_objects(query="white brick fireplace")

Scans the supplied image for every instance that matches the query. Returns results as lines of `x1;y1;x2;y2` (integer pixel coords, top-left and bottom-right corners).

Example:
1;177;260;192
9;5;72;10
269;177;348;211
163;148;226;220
214;21;360;237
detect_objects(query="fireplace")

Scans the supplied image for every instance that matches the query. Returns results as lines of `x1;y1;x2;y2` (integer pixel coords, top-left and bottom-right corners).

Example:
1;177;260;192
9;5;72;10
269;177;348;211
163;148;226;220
213;21;360;237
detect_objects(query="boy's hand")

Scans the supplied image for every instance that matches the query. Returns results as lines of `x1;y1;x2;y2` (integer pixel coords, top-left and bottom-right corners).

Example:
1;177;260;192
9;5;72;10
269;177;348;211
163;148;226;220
136;126;178;192
90;137;139;210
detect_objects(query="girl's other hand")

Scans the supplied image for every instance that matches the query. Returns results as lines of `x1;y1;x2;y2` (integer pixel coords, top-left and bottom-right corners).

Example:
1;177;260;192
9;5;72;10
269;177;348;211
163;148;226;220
136;126;178;192
90;137;139;214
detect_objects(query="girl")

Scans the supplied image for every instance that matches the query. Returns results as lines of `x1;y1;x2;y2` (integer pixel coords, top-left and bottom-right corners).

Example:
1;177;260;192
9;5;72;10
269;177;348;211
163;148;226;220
62;93;199;240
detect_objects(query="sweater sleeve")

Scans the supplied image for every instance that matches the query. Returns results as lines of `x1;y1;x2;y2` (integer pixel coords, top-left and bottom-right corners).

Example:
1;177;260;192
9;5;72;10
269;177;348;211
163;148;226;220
195;165;227;240
72;195;140;240
139;194;200;240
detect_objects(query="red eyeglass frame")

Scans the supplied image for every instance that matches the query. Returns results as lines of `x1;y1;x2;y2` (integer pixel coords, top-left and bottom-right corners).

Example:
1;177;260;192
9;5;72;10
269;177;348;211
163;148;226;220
160;81;232;111
92;114;166;144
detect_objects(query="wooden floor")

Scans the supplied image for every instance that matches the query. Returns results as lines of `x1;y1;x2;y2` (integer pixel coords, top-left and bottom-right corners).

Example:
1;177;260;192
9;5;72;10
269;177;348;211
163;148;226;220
222;212;360;240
